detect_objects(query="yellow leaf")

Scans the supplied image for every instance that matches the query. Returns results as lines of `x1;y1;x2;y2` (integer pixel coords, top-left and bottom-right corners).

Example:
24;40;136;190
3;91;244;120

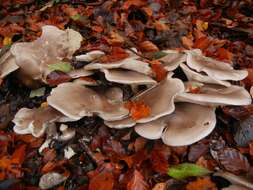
3;37;12;46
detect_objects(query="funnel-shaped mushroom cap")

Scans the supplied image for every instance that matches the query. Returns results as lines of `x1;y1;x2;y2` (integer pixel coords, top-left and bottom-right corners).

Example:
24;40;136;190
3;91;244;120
47;82;129;121
75;50;105;62
0;51;19;78
84;57;152;75
176;82;252;106
161;103;216;146
180;63;231;87
135;103;216;146
134;77;185;123
13;107;63;137
102;69;157;85
186;49;248;81
10;25;82;81
68;69;93;79
105;87;124;103
159;50;186;71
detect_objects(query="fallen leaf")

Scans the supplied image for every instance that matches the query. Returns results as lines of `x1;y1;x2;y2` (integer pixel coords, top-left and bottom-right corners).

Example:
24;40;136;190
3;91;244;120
127;170;149;190
139;41;159;52
125;100;151;120
48;62;73;73
29;87;46;98
186;177;216;190
168;163;211;179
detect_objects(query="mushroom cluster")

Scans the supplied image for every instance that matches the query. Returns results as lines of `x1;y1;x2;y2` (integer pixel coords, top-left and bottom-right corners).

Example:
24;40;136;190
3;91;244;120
2;25;251;146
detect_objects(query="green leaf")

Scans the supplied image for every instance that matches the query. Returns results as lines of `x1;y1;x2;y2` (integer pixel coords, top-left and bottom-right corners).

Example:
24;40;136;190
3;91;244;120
30;87;46;98
168;163;211;179
71;14;81;21
151;51;168;60
48;62;73;73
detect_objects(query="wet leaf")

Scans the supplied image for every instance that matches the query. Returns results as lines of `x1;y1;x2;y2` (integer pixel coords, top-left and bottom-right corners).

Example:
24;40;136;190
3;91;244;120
234;116;253;147
48;62;73;73
29;87;46;98
217;148;250;174
168;163;211;179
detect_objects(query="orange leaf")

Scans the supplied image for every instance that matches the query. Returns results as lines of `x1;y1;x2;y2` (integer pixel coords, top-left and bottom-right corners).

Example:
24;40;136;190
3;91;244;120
249;142;253;158
181;36;194;49
215;48;233;62
123;0;146;10
151;61;167;82
139;41;159;52
11;144;26;165
100;47;129;63
88;171;114;190
125;101;151;120
193;37;212;50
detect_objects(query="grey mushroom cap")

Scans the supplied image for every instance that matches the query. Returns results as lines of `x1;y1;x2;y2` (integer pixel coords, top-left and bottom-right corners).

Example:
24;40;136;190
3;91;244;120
135;103;216;146
13;106;63;137
10;25;83;81
222;185;251;190
0;50;19;78
133;76;185;123
75;50;105;62
104;76;185;128
47;82;129;121
102;69;157;85
68;69;93;79
176;82;252;106
159;50;186;71
180;63;231;87
186;49;248;81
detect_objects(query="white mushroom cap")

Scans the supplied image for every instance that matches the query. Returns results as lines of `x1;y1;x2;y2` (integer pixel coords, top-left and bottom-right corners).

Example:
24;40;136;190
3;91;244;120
84;57;152;75
135;103;216;145
222;185;251;190
104;76;185;128
73;77;98;86
180;63;231;87
39;172;68;190
0;51;19;78
186;49;248;81
10;25;82;81
58;124;76;141
13;107;63;137
159;50;186;71
75;50;105;62
105;87;124;103
101;69;157;85
47;82;129;121
133;76;185;123
176;82;252;106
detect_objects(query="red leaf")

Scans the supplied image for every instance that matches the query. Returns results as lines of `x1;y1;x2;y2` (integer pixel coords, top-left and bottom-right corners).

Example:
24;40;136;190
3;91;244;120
46;71;72;86
151;61;167;82
139;41;159;52
125;100;151;120
123;0;146;10
99;47;129;63
193;37;212;51
127;170;149;190
11;144;26;165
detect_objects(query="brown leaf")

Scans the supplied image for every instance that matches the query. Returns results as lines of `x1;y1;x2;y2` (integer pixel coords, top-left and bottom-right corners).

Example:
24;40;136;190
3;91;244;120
186;177;216;190
188;141;209;162
46;71;72;86
217;148;250;174
139;41;159;52
127;170;149;190
11;144;26;165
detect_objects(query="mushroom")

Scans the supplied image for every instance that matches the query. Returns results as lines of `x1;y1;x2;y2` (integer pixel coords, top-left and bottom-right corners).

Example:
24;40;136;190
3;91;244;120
73;77;98;86
0;50;19;78
101;69;157;85
159;50;186;71
68;69;93;79
176;82;252;106
58;124;76;141
9;25;83;82
13;106;64;137
47;82;129;121
84;56;152;75
222;185;251;190
104;76;185;128
180;63;231;87
39;172;68;190
105;87;124;103
185;49;248;81
135;103;216;146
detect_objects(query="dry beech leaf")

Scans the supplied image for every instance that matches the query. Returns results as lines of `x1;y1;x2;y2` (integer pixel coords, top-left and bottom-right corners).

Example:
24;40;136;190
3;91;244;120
127;170;149;190
217;148;250;174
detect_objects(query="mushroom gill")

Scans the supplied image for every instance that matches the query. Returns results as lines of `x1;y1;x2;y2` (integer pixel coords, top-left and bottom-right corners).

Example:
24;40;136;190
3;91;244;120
47;82;129;121
135;103;216;146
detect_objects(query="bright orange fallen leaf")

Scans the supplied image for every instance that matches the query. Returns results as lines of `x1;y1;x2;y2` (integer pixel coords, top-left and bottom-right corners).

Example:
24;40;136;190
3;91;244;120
139;41;159;52
150;61;167;82
125;101;151;120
